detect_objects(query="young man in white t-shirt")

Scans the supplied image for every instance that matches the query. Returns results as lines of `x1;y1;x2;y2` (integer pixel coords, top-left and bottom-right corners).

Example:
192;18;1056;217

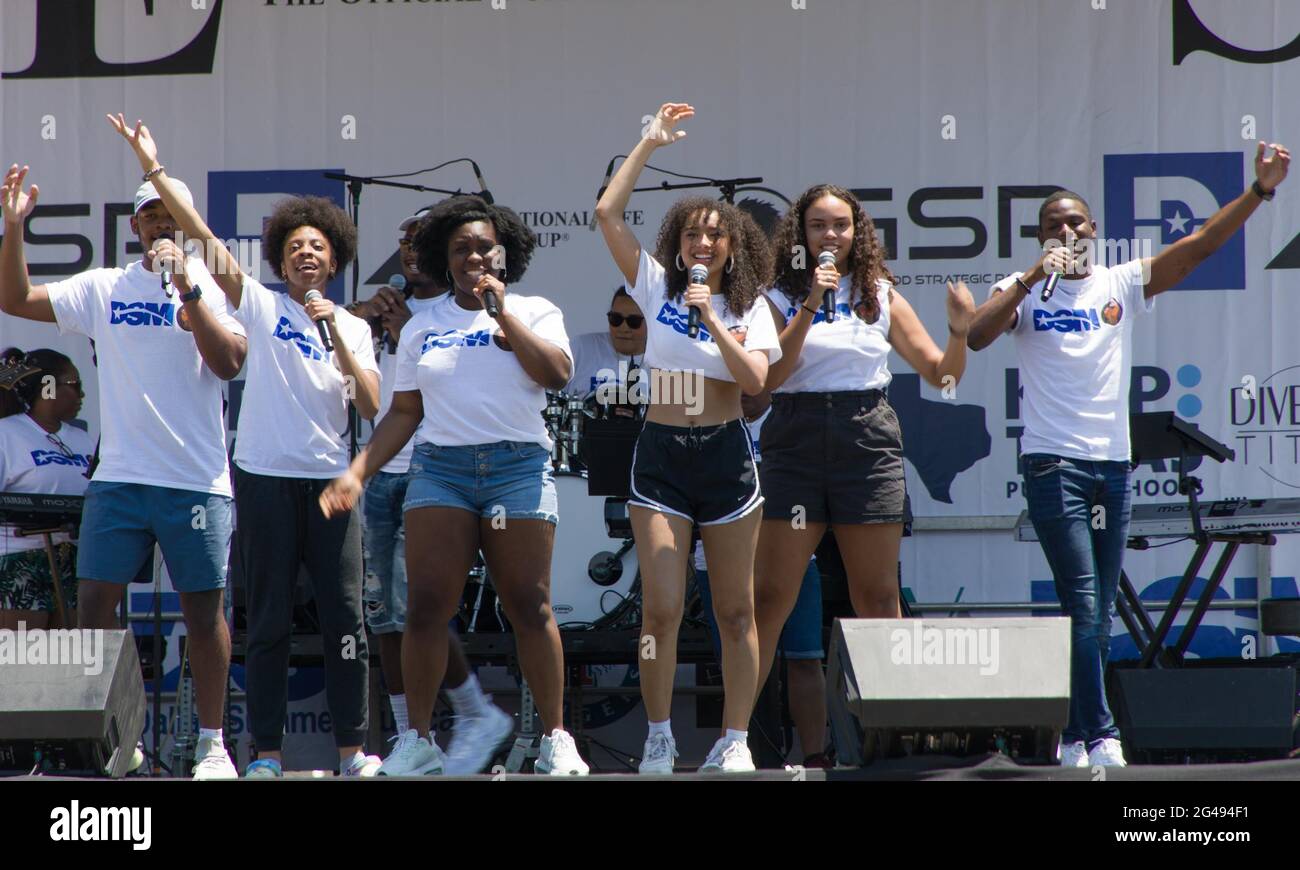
968;142;1291;769
0;163;249;780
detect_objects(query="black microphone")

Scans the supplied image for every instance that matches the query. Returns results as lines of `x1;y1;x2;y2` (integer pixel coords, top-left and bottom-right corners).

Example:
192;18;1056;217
153;239;173;299
687;264;707;339
818;250;837;322
1041;271;1061;302
385;274;407;354
588;155;619;231
468;160;493;205
303;289;334;352
480;272;501;319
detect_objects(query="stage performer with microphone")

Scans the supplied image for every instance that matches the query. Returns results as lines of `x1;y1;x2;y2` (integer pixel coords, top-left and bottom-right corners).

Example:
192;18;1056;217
595;103;782;774
754;184;973;706
349;209;513;774
109;114;385;778
0;158;247;779
967;142;1291;769
320;195;591;776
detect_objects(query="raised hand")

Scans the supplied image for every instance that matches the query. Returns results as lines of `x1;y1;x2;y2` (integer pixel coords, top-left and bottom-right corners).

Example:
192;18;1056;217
1;165;39;225
1256;141;1291;193
106;114;161;172
946;280;976;337
642;103;695;148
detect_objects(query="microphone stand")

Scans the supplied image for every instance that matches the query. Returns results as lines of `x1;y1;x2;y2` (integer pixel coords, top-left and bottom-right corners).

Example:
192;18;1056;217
323;163;491;459
589;155;762;228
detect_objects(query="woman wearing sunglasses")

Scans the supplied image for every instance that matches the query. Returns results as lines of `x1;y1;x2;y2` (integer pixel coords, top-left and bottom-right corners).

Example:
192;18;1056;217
0;348;92;630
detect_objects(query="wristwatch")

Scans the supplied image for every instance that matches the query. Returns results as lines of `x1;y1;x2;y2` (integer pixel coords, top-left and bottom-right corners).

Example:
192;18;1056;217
1252;179;1275;201
179;285;202;303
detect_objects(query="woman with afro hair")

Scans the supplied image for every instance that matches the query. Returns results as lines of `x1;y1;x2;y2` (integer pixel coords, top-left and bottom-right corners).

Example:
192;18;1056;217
595;102;783;774
755;184;974;698
111;116;384;779
320;194;592;776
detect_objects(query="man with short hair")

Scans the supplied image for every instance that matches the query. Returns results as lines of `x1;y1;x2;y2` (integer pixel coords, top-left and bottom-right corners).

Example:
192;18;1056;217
564;286;647;406
0;163;248;779
967;142;1290;768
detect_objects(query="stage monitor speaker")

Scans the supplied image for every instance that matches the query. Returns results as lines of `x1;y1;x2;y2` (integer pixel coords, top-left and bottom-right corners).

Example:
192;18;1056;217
827;617;1070;765
0;628;146;778
1107;660;1298;761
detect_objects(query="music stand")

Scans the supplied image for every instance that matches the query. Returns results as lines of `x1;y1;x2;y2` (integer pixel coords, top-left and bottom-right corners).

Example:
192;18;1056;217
1118;412;1268;668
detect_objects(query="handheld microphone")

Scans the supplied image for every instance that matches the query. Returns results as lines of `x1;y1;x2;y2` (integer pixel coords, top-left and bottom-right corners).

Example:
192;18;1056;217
687;264;708;339
303;290;334;353
1041;271;1061;302
818;250;837;322
153;239;173;299
385;274;407;354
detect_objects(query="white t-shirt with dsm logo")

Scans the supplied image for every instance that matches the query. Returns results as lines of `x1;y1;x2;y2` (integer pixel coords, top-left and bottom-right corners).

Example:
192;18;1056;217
0;414;94;554
232;276;379;478
394;292;572;449
994;259;1153;462
46;258;245;497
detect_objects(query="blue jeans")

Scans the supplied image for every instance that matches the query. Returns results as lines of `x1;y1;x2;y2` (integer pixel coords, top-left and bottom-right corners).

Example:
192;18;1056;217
1022;454;1131;745
363;471;411;635
696;559;824;663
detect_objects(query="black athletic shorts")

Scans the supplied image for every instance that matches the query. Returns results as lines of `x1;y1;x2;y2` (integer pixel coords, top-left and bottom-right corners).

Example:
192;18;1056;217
759;389;906;525
629;419;762;525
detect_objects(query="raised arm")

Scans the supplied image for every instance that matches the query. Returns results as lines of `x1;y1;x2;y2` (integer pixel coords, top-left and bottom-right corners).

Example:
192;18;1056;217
0;165;56;323
595;103;694;285
107;115;246;307
1143;141;1290;299
890;281;975;389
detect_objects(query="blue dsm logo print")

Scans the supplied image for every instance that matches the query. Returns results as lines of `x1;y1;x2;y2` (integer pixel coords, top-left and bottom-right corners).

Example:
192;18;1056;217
1103;153;1244;291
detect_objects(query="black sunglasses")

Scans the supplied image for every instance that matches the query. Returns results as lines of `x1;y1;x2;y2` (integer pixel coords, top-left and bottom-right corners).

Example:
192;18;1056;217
607;313;645;329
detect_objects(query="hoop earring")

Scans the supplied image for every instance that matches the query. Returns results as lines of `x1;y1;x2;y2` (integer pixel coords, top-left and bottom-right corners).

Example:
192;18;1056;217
446;269;455;288
675;254;686;271
726;255;735;274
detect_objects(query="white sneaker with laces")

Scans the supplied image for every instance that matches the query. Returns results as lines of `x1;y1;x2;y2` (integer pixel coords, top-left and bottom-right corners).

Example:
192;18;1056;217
342;753;384;777
378;729;445;776
445;704;515;775
535;729;590;776
638;733;678;775
1060;740;1089;768
192;736;238;780
1088;738;1127;768
699;737;755;773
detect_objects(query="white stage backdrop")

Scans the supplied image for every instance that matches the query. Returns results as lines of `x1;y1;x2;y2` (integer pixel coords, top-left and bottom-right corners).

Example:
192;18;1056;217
3;0;1299;759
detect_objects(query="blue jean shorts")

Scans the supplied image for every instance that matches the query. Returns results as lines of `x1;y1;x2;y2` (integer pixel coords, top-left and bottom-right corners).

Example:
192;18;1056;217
363;470;412;634
404;441;558;525
76;481;233;592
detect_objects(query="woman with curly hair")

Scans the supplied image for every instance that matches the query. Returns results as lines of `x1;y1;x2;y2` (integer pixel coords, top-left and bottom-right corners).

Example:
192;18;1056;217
754;185;975;694
109;115;383;778
0;348;91;631
320;195;590;776
595;103;781;774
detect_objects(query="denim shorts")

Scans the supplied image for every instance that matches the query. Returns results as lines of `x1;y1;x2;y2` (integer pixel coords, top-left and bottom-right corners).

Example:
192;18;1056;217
363;470;412;634
77;481;233;592
404;441;558;524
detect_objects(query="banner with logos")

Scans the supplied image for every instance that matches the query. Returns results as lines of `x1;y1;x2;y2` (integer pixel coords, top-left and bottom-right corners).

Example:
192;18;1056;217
2;0;1299;763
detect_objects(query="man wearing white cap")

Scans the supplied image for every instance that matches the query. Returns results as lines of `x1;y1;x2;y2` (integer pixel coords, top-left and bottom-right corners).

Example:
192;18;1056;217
351;208;514;774
0;162;248;779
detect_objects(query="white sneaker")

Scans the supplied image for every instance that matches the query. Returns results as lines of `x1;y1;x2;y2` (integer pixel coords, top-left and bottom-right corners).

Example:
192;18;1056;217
445;704;515;775
341;753;384;777
638;733;678;774
1059;740;1089;768
192;736;238;780
1088;737;1127;768
699;737;755;773
535;729;590;776
377;729;446;776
